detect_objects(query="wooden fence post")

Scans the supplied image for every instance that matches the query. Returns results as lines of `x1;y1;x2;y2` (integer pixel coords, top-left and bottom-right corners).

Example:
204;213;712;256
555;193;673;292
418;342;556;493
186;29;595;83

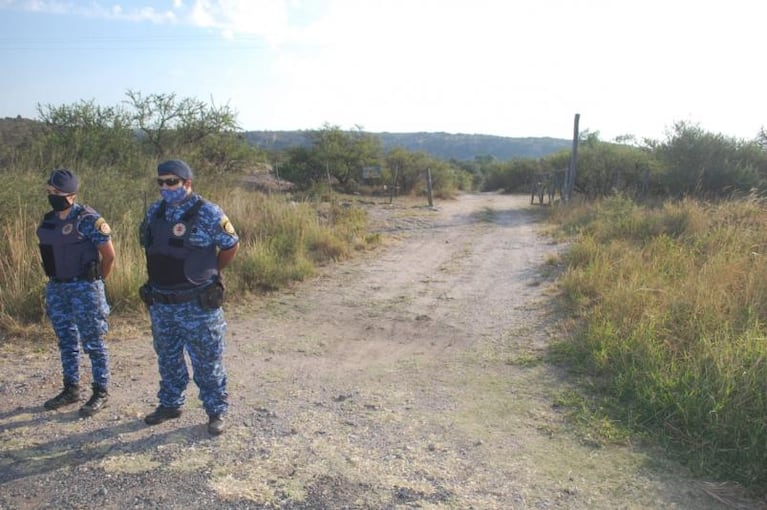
566;113;580;202
390;165;399;204
426;168;434;207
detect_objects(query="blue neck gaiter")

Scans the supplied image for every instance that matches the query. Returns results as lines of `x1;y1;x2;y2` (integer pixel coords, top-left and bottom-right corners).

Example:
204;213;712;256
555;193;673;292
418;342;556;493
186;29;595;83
161;187;188;204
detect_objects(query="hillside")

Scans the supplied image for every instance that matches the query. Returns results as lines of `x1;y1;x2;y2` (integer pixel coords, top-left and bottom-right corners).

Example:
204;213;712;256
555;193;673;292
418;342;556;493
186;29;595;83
0;116;49;148
245;130;571;161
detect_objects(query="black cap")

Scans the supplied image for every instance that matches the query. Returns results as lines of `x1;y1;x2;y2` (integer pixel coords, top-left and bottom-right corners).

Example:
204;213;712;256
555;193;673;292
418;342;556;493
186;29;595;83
47;169;79;193
157;159;193;181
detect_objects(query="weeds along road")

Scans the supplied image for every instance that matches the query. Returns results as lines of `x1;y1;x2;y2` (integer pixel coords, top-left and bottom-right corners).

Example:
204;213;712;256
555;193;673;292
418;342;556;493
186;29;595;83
0;193;751;509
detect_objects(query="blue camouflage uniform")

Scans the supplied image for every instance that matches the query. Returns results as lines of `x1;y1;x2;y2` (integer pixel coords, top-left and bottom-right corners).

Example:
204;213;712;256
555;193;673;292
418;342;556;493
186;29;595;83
141;193;238;417
37;203;111;390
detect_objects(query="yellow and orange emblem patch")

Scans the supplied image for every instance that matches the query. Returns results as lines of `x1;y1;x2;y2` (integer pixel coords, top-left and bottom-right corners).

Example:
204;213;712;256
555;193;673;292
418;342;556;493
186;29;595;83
94;217;111;235
220;216;236;235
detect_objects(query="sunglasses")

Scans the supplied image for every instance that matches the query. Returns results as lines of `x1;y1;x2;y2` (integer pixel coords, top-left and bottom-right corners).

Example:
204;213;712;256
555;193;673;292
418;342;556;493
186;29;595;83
46;187;74;196
157;177;183;187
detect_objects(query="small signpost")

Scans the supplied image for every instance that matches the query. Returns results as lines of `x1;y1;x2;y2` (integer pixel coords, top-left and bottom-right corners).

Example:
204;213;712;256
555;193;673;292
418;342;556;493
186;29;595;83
361;165;382;180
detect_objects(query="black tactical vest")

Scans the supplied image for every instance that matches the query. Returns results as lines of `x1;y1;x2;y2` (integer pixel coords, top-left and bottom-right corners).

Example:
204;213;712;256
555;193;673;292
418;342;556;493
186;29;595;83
142;198;218;290
37;206;99;280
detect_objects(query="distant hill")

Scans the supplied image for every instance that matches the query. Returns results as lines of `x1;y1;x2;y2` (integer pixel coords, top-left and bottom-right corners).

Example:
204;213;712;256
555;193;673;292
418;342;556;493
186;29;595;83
0;118;570;162
0;116;49;148
245;131;570;161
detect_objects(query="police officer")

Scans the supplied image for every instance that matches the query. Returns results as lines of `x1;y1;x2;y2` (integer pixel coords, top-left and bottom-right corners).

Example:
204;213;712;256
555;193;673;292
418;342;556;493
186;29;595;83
140;159;239;436
38;169;115;417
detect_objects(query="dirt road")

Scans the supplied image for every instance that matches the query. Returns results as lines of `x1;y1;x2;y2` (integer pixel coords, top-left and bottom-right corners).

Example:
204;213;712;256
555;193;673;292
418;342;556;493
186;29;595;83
0;193;753;509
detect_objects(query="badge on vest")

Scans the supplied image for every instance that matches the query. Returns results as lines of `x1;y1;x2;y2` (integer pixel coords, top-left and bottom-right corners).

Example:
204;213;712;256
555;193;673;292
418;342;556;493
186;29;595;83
172;223;187;237
62;223;74;235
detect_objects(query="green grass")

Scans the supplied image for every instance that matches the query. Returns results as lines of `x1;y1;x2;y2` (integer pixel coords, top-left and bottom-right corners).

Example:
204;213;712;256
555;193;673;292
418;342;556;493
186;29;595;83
548;194;767;494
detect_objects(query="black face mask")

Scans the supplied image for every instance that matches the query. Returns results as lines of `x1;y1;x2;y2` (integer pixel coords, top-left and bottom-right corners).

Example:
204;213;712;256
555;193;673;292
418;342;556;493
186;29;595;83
48;194;71;211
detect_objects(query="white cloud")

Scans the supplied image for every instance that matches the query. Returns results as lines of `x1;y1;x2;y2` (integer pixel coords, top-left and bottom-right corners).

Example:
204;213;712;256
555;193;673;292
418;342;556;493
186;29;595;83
189;0;217;27
24;0;69;13
123;6;177;23
185;0;295;46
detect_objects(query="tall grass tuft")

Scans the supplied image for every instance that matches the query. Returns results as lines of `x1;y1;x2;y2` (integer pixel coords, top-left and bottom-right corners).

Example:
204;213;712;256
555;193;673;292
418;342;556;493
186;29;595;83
0;201;46;325
551;194;767;493
223;191;373;292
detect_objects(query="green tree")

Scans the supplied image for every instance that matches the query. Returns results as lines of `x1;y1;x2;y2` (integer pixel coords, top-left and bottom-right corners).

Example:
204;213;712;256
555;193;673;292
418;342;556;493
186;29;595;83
384;148;432;195
652;122;763;198
573;135;656;199
193;131;264;176
280;124;382;190
453;155;495;190
308;124;381;189
280;146;323;186
36;99;139;170
125;90;240;159
384;148;469;197
427;158;471;197
483;157;541;193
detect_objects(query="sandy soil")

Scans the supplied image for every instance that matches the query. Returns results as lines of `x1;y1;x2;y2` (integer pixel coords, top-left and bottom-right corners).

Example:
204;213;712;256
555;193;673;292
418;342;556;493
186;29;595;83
0;193;762;509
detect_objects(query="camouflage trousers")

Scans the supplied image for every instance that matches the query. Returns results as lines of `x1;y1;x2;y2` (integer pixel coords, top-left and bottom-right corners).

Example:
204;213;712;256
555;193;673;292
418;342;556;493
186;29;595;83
45;279;110;389
149;299;228;417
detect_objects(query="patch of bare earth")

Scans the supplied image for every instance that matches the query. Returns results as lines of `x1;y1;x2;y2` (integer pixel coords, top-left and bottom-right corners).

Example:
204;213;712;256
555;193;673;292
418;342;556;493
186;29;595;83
1;193;764;509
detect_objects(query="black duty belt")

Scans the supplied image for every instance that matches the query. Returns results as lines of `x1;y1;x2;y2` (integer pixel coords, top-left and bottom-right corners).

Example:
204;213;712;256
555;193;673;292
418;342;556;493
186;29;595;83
51;276;100;283
140;280;224;309
150;290;202;304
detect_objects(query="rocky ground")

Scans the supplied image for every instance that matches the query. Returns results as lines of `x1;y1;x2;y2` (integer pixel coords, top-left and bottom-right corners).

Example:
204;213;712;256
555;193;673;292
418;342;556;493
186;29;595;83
1;193;764;509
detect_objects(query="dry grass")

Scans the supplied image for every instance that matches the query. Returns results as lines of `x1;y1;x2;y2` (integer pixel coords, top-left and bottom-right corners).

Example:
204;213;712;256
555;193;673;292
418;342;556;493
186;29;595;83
551;194;767;495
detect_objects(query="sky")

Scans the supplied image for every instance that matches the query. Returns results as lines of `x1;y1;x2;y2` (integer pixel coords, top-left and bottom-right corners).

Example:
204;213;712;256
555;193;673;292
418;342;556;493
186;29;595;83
0;0;765;142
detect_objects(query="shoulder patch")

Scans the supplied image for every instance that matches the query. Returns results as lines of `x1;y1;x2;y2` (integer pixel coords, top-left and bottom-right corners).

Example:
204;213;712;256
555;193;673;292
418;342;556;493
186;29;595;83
94;217;112;235
220;215;236;235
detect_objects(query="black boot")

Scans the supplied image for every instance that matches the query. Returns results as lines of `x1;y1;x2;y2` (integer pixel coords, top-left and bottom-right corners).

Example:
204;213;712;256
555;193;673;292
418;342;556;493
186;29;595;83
44;384;80;410
208;414;225;436
144;406;182;425
79;385;108;417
